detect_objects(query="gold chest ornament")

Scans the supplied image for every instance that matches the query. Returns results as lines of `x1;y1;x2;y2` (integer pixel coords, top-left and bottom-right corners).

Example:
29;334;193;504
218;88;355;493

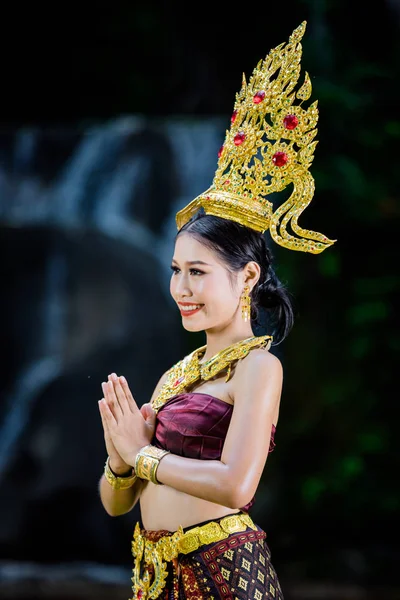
151;334;273;413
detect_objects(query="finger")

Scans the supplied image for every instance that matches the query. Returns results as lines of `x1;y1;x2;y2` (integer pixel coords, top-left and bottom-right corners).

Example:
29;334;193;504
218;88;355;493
109;373;131;414
98;399;110;431
98;398;116;427
119;376;140;414
141;402;156;422
145;405;157;428
140;403;150;419
102;380;122;419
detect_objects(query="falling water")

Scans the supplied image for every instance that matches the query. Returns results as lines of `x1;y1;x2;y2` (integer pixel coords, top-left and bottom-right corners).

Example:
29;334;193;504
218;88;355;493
0;114;225;483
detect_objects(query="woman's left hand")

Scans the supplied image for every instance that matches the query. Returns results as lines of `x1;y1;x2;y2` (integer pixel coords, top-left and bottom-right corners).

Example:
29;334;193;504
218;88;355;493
99;373;157;467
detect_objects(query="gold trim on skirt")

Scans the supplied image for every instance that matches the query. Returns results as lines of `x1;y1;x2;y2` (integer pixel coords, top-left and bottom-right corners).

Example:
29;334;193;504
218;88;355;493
131;512;257;599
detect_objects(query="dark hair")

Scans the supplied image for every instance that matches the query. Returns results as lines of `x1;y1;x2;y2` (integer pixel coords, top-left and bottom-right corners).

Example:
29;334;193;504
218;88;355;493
176;213;295;345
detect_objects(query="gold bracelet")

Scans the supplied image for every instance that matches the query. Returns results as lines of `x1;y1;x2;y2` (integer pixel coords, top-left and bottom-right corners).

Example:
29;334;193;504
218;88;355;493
134;444;170;485
104;456;137;490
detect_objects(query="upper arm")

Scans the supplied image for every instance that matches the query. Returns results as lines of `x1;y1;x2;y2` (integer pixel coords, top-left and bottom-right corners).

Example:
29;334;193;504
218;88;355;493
220;350;283;507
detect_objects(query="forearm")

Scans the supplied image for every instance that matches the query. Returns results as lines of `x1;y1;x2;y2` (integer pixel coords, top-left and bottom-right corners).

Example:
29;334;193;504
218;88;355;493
155;453;239;508
99;473;146;516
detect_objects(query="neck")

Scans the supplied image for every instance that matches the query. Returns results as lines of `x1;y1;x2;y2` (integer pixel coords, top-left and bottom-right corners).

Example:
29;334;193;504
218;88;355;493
200;325;256;363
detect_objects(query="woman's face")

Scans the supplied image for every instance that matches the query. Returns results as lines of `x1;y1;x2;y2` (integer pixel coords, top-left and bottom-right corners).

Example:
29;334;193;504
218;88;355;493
170;233;242;333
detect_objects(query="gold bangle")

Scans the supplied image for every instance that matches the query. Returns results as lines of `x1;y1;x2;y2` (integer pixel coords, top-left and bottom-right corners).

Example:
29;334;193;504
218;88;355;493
104;456;137;490
134;444;170;485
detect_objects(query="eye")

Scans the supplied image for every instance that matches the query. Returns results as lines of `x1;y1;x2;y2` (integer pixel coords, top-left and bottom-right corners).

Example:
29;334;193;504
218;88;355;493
170;266;204;276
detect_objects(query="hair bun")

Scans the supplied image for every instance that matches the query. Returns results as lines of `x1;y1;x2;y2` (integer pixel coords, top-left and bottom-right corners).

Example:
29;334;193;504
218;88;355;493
257;274;281;309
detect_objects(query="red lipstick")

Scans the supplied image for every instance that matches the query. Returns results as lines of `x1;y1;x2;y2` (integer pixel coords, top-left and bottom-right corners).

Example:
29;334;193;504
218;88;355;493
178;303;204;317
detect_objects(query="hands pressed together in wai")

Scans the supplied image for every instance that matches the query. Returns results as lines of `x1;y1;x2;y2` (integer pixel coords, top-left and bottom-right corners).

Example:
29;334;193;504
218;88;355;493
98;373;157;474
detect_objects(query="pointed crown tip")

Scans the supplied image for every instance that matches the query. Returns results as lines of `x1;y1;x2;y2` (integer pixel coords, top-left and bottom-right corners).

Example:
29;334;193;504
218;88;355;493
175;20;335;255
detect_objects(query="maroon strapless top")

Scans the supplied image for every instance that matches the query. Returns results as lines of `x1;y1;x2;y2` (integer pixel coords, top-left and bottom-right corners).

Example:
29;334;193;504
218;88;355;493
152;392;276;512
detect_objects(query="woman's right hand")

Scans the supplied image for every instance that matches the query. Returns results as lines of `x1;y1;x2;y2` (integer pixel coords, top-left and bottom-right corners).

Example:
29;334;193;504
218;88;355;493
98;376;157;475
99;397;132;475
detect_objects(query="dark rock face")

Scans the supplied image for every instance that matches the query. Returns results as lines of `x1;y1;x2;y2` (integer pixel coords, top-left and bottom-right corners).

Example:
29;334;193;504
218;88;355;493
0;225;184;565
0;118;223;567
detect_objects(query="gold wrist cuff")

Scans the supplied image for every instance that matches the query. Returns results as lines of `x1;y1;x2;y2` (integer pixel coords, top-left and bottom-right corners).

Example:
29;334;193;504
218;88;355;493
134;444;170;485
104;456;137;490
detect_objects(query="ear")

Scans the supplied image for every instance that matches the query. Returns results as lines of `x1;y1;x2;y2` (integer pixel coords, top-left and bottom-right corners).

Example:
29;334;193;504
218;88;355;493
243;261;261;290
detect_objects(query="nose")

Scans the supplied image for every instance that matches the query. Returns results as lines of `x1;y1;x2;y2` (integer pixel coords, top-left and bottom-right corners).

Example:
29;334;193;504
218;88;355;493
172;272;193;299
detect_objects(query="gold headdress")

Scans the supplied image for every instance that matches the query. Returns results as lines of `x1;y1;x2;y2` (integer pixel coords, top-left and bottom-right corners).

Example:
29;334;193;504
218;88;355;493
176;21;336;254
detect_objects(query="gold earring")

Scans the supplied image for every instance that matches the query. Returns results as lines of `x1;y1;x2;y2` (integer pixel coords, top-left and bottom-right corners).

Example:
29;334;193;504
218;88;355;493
241;286;251;322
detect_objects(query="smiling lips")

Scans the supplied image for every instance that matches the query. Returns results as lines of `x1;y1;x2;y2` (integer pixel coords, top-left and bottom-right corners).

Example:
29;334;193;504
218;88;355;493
178;303;204;316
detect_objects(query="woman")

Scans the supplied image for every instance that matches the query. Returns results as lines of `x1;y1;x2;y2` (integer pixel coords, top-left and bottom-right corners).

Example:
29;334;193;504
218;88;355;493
98;21;335;599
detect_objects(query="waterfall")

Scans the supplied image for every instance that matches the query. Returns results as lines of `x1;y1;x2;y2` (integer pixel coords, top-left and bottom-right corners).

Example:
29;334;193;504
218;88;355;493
0;115;224;491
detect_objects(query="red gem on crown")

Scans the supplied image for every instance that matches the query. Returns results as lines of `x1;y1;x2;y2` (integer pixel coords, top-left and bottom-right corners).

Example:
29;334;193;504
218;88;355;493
283;114;299;130
218;145;224;158
231;110;238;124
234;131;246;146
137;590;144;599
253;90;266;104
272;152;288;167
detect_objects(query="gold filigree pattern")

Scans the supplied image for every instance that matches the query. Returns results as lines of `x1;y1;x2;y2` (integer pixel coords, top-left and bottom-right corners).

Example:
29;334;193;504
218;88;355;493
151;335;272;413
176;21;336;254
130;513;258;599
103;456;137;490
134;444;170;484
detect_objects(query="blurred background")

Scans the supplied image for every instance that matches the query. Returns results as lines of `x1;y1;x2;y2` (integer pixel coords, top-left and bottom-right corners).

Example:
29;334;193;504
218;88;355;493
0;1;398;599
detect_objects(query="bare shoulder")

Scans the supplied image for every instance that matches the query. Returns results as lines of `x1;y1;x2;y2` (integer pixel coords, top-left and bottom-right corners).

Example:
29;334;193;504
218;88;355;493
236;347;283;380
231;347;283;405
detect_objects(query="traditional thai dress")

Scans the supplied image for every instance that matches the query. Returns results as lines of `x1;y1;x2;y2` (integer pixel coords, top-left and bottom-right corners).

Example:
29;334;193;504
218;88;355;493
130;392;283;599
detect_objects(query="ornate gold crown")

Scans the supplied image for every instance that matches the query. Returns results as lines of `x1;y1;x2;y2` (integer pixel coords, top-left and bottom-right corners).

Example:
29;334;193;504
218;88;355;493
176;21;336;254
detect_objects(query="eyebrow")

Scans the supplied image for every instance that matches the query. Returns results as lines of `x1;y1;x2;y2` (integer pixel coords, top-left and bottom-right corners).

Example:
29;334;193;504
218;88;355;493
171;259;212;266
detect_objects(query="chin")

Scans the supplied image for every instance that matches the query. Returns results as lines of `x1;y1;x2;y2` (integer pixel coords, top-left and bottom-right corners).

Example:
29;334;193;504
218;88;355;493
182;321;205;332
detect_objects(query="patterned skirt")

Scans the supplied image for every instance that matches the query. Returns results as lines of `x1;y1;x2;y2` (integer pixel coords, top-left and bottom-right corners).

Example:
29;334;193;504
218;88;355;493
130;511;284;599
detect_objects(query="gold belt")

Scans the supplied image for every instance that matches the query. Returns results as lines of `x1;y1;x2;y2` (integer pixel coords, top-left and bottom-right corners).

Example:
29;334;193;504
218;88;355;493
130;512;257;599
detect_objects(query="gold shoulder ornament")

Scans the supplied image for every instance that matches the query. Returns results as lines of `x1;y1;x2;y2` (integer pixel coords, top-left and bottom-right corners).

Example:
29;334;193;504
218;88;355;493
176;21;336;254
151;335;272;413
